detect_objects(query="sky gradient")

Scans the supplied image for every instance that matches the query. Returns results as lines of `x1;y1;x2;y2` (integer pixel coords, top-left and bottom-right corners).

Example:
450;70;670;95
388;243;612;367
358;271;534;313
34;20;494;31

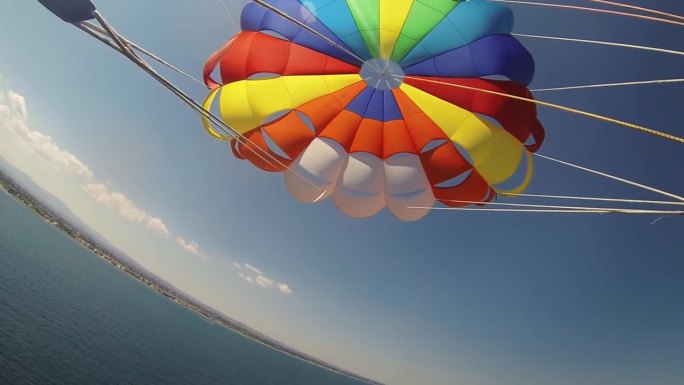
1;1;683;385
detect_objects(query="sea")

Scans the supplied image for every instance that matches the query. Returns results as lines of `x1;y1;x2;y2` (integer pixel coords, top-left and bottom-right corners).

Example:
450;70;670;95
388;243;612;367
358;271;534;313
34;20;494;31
0;189;369;385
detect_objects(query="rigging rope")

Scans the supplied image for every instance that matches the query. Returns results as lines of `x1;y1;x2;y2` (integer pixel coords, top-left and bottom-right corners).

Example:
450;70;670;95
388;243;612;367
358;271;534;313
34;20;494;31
534;153;684;202
82;22;205;88
401;75;684;144
586;0;684;21
531;78;684;92
499;193;684;206
217;0;239;33
409;206;683;215
82;14;327;197
491;0;684;27
438;198;684;214
513;33;684;57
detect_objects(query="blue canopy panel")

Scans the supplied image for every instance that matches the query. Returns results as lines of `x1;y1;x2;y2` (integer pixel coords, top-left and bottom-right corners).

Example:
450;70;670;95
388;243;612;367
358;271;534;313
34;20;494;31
347;87;377;119
37;0;96;23
403;35;536;86
346;88;402;122
241;0;362;65
398;0;513;67
296;0;373;61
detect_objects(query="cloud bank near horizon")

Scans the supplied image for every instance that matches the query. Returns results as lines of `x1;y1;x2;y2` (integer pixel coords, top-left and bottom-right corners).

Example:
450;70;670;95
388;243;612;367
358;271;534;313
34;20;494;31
1;84;288;291
0;87;178;242
176;237;211;260
232;262;293;295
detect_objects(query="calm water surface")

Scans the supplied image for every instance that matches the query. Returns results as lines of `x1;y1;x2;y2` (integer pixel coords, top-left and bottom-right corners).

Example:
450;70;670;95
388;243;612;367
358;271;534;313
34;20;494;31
0;190;369;385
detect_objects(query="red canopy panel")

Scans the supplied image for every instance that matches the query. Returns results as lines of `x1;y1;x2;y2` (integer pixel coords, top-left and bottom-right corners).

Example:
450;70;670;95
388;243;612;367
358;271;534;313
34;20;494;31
204;31;359;87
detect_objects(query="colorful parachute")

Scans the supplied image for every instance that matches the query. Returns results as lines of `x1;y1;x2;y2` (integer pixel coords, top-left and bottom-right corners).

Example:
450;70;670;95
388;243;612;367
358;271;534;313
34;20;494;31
203;0;545;221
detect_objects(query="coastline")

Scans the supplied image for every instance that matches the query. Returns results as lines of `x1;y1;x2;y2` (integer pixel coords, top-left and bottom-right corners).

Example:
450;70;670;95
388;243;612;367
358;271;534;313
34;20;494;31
0;170;383;385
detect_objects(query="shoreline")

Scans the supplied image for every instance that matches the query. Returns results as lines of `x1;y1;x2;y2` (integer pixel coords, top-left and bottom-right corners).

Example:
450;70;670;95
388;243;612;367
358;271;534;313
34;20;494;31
0;171;383;385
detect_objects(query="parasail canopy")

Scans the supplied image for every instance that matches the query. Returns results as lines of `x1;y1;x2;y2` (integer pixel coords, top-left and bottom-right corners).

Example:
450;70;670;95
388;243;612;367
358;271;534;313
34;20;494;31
203;0;545;221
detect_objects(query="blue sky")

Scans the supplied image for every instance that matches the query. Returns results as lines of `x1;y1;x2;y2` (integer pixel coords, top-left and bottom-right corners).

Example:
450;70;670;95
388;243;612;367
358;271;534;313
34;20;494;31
1;1;683;385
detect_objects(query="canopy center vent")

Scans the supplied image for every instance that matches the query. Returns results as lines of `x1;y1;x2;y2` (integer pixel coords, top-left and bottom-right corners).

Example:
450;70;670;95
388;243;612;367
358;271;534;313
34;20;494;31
360;59;405;90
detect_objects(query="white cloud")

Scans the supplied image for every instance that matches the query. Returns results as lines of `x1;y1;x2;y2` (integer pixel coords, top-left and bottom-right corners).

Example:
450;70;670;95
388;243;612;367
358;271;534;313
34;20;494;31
1;87;173;239
244;263;263;275
277;283;292;295
232;262;292;295
82;183;147;222
146;217;169;236
0;91;93;180
256;275;275;289
177;237;200;254
176;237;209;260
81;182;170;237
27;131;94;180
